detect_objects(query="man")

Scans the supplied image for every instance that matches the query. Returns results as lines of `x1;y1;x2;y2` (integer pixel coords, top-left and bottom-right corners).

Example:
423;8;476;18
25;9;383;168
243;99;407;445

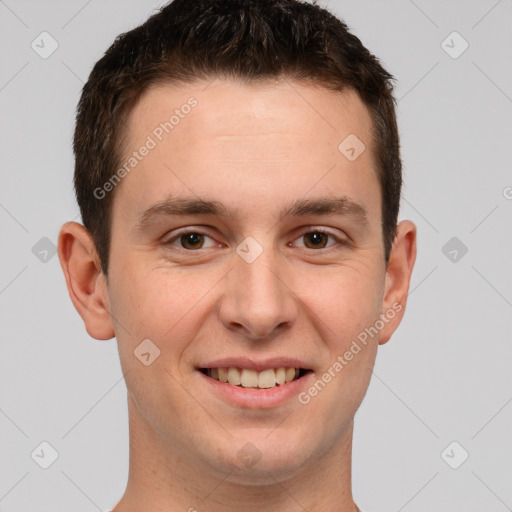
58;0;416;510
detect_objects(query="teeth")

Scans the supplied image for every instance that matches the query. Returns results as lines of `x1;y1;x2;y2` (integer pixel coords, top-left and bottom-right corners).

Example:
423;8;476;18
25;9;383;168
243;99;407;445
207;367;304;388
258;369;276;388
241;369;258;388
227;367;241;386
285;367;296;382
218;367;228;383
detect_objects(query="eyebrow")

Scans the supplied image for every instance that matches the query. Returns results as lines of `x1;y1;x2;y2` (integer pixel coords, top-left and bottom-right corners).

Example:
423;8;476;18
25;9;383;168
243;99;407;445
135;195;368;232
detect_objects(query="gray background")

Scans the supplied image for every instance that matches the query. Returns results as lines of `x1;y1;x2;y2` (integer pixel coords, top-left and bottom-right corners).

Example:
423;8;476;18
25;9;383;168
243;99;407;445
0;0;511;510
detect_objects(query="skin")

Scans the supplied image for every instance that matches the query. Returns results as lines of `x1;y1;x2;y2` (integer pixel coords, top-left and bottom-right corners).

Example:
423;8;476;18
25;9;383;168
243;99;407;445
58;79;416;512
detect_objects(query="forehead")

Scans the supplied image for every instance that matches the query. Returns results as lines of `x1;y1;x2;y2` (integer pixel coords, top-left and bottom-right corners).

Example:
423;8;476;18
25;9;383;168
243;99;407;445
124;79;374;156
114;79;379;226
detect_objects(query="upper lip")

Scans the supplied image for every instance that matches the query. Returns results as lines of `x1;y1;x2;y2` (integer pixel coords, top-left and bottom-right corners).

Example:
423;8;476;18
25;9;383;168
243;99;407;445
197;356;312;372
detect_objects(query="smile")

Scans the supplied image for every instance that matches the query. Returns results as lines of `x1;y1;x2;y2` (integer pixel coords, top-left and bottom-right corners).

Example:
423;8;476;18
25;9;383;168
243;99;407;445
200;367;311;389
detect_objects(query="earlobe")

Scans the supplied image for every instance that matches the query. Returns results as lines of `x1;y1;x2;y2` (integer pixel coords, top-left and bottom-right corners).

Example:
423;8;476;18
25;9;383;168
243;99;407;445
57;221;115;340
379;220;417;345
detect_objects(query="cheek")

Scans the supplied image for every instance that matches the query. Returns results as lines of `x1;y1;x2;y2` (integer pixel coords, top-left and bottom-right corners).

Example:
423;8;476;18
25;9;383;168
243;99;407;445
106;267;208;418
301;269;382;433
108;263;225;353
302;263;384;344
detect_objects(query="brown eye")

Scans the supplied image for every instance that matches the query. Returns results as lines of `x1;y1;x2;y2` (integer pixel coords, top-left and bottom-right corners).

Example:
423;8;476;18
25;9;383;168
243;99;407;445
180;232;205;250
303;232;329;249
166;230;218;251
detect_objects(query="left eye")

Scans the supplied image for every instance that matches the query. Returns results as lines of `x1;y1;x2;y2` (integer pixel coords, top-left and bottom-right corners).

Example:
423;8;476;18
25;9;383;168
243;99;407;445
292;231;340;249
169;232;217;250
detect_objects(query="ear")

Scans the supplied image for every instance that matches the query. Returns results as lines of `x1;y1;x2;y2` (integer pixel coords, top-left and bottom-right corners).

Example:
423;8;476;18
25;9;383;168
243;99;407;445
379;220;417;345
57;221;115;340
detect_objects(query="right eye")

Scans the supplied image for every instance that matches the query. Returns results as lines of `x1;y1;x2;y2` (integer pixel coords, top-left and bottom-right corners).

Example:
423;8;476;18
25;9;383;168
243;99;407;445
165;230;219;251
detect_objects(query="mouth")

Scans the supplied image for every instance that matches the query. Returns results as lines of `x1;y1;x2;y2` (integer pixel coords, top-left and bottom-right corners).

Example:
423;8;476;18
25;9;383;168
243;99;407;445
199;367;312;389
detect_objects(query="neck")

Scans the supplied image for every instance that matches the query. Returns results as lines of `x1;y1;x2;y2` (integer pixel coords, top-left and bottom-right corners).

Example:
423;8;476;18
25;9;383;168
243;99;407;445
112;394;359;512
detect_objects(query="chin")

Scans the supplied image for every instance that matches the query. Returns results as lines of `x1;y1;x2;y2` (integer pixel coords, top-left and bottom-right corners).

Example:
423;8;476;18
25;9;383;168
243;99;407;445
201;430;317;485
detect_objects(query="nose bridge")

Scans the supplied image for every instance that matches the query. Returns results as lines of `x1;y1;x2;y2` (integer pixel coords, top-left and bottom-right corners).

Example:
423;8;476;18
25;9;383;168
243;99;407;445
219;240;296;339
241;250;283;304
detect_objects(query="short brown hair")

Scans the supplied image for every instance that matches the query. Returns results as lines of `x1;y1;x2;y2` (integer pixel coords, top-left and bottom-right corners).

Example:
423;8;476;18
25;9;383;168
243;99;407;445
73;0;401;274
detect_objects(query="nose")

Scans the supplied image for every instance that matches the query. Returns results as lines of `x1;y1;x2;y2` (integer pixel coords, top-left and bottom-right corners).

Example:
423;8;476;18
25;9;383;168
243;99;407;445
218;248;298;341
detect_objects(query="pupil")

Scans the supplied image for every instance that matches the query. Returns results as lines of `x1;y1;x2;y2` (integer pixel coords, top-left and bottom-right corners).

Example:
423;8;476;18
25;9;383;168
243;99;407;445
182;233;203;249
306;232;327;248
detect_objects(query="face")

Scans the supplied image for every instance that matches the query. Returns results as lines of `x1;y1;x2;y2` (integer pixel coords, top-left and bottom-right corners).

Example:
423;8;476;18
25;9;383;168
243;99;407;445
61;78;416;484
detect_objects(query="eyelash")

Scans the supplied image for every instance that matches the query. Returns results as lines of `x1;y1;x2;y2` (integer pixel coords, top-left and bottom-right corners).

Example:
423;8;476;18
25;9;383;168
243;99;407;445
163;227;349;252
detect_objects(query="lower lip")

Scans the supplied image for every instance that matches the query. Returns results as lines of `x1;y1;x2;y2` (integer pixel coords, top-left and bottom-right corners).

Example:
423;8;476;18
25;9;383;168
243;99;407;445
198;371;313;409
